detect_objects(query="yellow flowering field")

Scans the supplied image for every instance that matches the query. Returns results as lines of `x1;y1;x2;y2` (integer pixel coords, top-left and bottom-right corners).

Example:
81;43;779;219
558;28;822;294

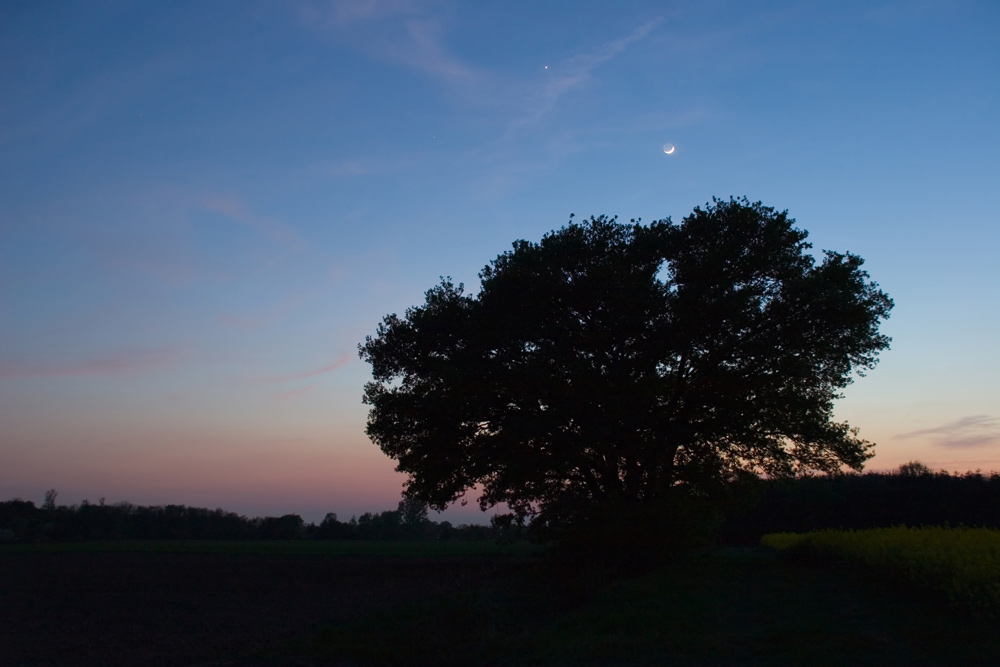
761;527;1000;615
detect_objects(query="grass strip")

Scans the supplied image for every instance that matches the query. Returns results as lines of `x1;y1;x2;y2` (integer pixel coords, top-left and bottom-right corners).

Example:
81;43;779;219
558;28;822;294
0;539;544;557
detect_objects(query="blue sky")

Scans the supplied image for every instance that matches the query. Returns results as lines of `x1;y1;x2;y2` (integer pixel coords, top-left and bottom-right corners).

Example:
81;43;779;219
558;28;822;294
1;0;998;522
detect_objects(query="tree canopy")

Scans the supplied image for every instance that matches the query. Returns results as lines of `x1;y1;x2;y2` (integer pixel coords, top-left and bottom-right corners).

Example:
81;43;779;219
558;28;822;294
359;198;893;529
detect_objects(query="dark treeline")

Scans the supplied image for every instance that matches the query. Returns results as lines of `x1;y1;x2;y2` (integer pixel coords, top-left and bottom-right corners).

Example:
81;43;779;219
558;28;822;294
722;463;1000;544
0;493;493;544
5;463;998;545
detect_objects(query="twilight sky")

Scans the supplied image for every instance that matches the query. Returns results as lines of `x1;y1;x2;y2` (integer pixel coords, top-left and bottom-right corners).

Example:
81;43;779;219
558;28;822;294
2;0;998;523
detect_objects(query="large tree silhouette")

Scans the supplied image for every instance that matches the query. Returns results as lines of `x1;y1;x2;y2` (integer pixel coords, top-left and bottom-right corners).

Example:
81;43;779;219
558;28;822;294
359;198;893;532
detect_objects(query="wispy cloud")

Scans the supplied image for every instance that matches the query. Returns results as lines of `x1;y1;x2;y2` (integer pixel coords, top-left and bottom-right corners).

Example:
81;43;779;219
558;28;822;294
273;383;320;401
302;2;660;121
93;231;202;288
922;458;1000;470
300;0;473;83
70;186;321;289
322;154;417;177
294;6;666;197
260;353;352;383
200;195;307;252
219;291;316;331
0;51;185;150
0;347;184;380
396;17;476;80
511;18;662;128
307;0;424;26
897;415;1000;449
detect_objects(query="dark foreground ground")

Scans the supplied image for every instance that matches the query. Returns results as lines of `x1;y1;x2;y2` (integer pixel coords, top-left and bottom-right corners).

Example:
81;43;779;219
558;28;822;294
0;547;536;667
2;543;999;666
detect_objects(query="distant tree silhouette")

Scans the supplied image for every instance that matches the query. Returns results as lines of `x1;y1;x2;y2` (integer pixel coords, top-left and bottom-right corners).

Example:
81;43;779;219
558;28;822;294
398;496;426;524
897;460;933;477
257;514;305;539
0;492;545;544
5;470;999;547
359;198;893;553
722;463;1000;543
42;489;58;511
317;512;353;539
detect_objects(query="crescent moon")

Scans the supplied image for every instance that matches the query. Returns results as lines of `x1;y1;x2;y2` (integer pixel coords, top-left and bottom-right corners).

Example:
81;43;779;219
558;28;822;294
663;143;675;154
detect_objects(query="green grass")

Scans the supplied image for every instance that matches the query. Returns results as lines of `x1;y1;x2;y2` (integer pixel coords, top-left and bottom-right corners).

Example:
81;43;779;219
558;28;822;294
0;539;543;557
267;547;1000;666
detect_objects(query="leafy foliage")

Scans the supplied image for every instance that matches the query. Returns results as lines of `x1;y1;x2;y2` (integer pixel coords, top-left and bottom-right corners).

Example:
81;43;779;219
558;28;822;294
359;198;893;532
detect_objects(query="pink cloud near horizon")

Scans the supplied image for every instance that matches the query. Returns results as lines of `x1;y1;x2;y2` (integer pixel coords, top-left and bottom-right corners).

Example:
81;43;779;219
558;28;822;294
273;383;320;401
219;291;316;331
0;346;185;380
896;415;1000;449
92;231;203;288
260;353;353;384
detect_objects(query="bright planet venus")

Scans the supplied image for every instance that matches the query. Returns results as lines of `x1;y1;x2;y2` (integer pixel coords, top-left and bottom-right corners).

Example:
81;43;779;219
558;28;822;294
663;143;675;154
